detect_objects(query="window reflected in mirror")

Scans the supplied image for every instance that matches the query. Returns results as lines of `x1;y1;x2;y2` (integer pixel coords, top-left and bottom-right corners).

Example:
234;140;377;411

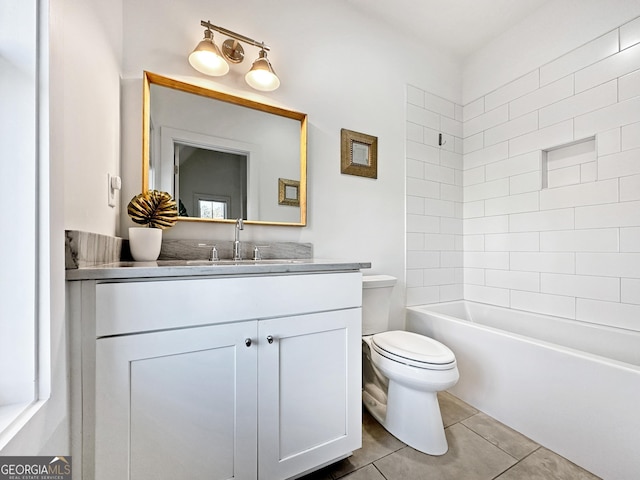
173;143;247;220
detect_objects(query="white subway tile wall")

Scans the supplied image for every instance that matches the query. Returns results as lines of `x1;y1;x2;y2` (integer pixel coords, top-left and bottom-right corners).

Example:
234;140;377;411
620;16;640;50
539;30;619;86
456;16;640;330
406;84;463;305
619;69;640;100
622;121;640;150
510;171;542;194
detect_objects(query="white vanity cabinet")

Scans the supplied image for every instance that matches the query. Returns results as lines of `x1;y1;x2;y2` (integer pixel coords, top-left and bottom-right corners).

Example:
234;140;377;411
94;321;258;480
68;270;363;480
257;309;361;480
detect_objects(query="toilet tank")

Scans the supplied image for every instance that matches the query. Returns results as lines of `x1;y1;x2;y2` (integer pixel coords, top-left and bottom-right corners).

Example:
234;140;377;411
362;275;397;335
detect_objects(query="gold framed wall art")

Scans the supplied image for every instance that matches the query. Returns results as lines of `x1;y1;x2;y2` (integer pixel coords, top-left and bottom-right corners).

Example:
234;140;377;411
340;128;378;179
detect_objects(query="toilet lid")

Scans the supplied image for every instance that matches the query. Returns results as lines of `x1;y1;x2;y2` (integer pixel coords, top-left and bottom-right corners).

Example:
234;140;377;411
372;331;456;368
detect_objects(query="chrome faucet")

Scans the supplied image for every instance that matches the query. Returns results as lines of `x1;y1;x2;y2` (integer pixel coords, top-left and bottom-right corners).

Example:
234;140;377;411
233;218;244;260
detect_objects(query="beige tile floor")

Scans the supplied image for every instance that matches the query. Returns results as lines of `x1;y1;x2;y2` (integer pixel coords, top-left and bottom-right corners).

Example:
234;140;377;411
301;392;600;480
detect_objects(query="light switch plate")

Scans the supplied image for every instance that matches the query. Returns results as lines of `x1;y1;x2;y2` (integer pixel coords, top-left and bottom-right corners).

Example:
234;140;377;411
107;173;121;207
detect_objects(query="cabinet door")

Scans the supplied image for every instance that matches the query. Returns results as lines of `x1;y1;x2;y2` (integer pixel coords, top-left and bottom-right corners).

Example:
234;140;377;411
95;322;257;480
258;309;362;479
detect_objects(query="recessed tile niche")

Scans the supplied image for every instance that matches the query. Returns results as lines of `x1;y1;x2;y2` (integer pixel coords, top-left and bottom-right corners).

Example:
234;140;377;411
541;137;596;189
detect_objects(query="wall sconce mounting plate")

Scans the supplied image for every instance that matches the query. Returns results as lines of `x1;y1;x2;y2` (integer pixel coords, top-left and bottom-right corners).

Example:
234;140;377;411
222;39;244;63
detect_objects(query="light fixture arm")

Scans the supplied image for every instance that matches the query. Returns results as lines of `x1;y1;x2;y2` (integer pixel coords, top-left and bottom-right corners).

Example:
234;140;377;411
200;20;270;52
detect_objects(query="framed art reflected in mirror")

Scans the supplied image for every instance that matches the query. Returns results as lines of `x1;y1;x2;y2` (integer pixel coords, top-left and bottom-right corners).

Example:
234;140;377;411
278;178;300;207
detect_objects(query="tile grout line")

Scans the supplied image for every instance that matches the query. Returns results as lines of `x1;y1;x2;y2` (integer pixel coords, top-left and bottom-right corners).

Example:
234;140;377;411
372;463;389;480
446;408;542;480
330;445;406;480
456;416;532;460
489;446;543;480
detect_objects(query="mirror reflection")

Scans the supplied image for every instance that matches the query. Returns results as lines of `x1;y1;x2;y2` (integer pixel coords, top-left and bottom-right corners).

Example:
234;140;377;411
175;144;247;219
143;72;307;226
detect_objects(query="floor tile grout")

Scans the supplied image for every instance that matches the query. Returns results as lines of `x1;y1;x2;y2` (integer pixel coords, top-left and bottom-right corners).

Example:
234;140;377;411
489;447;542;480
331;447;401;480
371;463;387;480
455;417;539;464
445;411;549;480
301;392;600;480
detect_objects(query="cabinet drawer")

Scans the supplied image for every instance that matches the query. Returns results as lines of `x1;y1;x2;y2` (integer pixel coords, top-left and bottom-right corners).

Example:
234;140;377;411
95;271;362;337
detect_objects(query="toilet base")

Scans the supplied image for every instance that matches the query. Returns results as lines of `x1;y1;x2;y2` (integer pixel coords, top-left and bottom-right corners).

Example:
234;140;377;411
363;383;449;456
388;381;448;455
362;389;387;425
362;382;449;456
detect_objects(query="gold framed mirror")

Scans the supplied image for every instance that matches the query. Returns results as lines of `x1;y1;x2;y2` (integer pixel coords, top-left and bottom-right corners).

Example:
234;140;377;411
142;71;307;226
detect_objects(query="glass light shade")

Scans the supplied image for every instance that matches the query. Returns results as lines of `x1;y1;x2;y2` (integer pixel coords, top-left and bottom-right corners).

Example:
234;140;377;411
245;52;280;91
188;37;229;76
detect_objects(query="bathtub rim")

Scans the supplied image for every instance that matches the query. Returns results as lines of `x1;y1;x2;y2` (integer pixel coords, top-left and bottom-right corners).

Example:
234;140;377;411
406;300;640;372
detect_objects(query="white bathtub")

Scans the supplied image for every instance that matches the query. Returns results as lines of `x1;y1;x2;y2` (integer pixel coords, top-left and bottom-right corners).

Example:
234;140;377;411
406;301;640;480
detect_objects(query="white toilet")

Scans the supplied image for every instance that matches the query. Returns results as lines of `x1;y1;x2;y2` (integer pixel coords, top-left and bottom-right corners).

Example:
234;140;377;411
361;275;459;455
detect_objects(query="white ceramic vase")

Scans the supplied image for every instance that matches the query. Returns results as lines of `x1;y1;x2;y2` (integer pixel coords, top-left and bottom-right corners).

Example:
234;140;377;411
129;227;162;262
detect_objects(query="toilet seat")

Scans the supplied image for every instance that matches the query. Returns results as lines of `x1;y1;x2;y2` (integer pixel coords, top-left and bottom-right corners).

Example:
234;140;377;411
371;331;456;370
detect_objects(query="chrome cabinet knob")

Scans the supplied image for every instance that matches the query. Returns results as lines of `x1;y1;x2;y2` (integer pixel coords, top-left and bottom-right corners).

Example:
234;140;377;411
245;338;252;347
267;335;274;344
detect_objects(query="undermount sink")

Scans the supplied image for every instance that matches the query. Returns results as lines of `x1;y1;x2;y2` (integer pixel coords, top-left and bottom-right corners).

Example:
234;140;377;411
185;259;307;266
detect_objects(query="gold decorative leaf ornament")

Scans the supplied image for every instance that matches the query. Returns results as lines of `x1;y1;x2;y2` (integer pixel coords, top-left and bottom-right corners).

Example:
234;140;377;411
127;190;178;229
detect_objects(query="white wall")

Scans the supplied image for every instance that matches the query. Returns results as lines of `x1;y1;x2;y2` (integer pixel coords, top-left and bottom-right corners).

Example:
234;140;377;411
60;0;122;235
120;0;462;326
461;12;640;331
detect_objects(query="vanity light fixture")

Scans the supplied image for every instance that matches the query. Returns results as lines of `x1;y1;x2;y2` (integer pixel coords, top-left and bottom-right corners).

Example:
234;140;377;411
189;20;280;92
